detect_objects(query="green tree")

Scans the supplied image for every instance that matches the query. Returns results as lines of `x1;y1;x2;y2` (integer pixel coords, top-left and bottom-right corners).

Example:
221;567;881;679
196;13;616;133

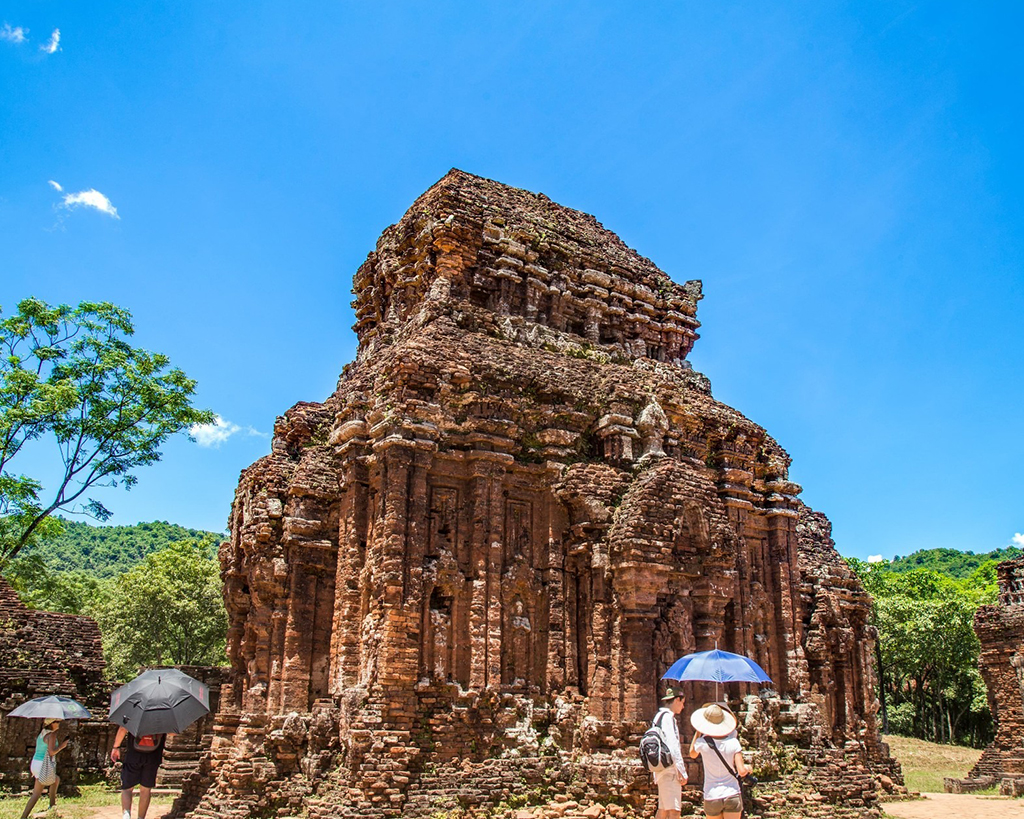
0;297;214;566
95;539;227;679
850;559;996;747
3;553;107;615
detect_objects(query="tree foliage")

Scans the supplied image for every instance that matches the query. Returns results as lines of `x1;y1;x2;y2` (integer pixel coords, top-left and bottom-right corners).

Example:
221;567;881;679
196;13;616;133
94;539;227;680
0;297;214;566
849;558;996;747
16;517;224;579
888;546;1022;578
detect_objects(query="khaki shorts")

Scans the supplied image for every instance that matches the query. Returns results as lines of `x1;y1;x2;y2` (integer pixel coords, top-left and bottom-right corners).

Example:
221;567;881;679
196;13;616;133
656;769;682;811
703;794;743;816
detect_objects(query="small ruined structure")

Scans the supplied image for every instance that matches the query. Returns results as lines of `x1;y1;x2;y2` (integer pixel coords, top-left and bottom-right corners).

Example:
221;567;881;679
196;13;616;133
948;557;1024;796
0;576;116;789
180;170;900;819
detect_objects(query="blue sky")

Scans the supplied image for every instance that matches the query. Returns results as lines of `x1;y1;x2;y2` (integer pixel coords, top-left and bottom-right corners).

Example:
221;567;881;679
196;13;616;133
1;2;1020;559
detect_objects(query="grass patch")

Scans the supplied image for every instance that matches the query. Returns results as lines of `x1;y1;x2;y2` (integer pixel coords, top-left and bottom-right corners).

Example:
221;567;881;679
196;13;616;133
884;734;983;793
0;784;172;819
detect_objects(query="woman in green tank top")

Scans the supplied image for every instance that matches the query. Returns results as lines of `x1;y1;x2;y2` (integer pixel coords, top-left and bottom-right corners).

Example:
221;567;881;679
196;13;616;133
19;719;67;819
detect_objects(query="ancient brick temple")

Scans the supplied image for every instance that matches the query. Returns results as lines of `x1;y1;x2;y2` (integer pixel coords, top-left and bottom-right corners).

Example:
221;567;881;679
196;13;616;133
948;557;1024;795
0;576;116;790
179;170;900;819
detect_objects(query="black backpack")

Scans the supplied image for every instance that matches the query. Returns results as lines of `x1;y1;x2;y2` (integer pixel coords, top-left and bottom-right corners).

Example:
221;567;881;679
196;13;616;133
639;711;675;773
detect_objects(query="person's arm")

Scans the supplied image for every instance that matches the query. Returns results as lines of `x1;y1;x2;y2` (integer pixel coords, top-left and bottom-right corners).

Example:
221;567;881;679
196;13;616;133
111;727;128;762
688;730;702;759
45;732;62;755
733;750;750;777
669;719;687;783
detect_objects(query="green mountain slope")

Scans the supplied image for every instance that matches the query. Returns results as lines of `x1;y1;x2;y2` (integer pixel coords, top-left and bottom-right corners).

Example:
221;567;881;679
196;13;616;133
889;546;1022;579
21;518;226;578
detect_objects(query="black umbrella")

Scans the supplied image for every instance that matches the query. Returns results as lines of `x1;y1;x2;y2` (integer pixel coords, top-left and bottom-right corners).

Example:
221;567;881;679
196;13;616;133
8;695;92;720
109;669;210;736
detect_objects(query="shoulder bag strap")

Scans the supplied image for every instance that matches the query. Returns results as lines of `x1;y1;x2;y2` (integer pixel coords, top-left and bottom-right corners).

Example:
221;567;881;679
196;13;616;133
705;737;742;787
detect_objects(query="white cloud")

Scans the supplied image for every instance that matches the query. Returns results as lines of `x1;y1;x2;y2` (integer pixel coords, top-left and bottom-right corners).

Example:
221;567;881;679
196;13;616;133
867;555;884;564
40;28;59;54
191;417;241;448
1013;533;1024;548
61;188;119;219
48;180;63;192
190;416;268;448
1;24;27;43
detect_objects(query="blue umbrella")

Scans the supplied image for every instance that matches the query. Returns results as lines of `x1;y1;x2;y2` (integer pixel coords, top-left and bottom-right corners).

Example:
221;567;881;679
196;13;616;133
662;649;771;685
7;695;92;720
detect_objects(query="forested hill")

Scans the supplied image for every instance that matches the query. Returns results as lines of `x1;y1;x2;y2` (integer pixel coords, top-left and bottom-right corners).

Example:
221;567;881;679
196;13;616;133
23;518;226;578
888;546;1022;578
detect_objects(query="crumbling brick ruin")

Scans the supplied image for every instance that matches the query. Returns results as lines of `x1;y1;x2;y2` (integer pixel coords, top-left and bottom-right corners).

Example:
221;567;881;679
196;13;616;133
947;557;1024;796
178;170;901;819
0;576;116;791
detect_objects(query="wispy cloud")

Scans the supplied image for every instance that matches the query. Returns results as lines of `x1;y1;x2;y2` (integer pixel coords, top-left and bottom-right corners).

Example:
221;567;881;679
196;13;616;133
0;23;27;44
60;188;119;219
190;416;268;448
40;28;59;54
48;180;63;192
1013;533;1024;548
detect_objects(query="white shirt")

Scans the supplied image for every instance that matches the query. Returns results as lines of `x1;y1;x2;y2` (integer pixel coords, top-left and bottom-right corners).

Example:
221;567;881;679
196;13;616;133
651;707;686;780
693;735;743;800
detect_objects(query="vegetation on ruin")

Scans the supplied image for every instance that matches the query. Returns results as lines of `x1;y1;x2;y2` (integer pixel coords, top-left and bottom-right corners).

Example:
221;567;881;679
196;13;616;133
0;297;214;567
848;558;997;747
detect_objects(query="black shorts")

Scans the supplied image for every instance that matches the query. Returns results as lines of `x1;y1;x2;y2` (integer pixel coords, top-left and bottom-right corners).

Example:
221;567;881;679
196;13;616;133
121;748;163;790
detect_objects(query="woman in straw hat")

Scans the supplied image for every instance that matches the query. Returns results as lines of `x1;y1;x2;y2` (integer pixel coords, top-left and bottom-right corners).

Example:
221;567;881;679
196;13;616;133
688;703;750;819
19;718;68;819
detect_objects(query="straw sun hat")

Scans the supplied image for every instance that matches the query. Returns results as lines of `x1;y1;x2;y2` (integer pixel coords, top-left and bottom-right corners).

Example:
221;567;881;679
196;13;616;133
689;703;737;738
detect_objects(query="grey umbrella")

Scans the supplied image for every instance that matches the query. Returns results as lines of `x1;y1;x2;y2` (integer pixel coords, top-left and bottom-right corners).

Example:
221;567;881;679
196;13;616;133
7;695;92;720
109;669;210;736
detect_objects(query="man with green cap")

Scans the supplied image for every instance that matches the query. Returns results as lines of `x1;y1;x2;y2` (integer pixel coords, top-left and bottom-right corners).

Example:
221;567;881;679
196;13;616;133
651;687;687;819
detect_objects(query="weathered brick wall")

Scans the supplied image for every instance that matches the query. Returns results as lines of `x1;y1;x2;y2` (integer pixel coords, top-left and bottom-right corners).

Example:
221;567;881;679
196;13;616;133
0;576;116;791
177;170;900;819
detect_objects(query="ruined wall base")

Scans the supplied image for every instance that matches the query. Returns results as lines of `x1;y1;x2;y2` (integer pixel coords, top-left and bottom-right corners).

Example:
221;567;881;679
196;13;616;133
175;693;901;819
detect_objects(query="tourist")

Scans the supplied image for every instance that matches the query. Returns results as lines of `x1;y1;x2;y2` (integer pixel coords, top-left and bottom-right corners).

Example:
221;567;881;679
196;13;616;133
688;703;750;819
19;718;67;819
111;727;172;819
651;687;688;819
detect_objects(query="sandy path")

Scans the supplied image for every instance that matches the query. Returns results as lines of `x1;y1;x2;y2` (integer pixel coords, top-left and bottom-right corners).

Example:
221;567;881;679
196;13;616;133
885;792;1024;818
58;794;1024;819
59;805;172;819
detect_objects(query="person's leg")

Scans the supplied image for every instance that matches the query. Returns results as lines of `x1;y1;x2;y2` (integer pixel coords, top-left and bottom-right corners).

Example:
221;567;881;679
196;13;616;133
121;786;134;818
137;786;152;819
48;775;60;808
19;780;45;819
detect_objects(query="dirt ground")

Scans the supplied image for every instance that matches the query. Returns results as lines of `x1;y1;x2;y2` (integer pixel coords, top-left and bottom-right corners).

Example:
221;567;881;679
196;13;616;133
885;792;1024;818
